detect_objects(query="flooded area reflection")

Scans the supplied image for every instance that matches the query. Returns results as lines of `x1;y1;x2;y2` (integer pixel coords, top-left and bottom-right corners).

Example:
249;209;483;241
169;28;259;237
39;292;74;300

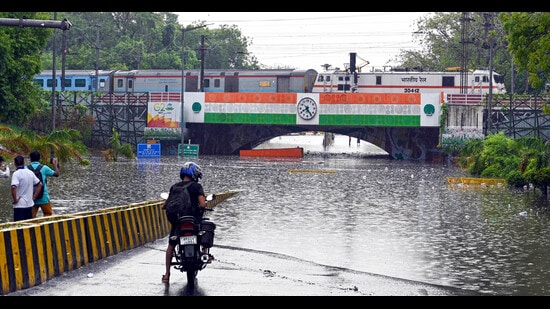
1;134;550;295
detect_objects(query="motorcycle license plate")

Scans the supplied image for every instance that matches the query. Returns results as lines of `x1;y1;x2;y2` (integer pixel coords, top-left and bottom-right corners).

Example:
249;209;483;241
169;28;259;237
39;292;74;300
180;236;197;245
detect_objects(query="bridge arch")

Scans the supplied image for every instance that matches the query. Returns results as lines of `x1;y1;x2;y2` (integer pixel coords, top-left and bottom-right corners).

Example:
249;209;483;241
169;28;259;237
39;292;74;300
186;123;440;161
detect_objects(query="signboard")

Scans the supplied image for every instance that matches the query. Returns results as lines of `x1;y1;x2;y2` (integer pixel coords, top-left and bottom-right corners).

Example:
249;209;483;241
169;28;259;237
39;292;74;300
137;143;161;158
179;144;199;158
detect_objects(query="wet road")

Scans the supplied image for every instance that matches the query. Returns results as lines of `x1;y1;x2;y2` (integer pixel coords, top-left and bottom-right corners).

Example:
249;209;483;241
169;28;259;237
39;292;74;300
6;236;478;296
4;134;549;295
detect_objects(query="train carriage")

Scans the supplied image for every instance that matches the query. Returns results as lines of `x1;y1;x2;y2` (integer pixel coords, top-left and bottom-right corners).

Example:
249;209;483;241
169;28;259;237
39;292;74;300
108;69;318;94
35;70;114;92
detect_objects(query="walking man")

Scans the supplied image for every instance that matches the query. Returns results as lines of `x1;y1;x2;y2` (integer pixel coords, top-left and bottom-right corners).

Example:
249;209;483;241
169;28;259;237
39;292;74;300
11;155;42;221
28;150;60;218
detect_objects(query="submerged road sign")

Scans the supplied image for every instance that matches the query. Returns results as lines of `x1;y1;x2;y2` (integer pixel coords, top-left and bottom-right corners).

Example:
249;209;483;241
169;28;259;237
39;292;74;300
137;143;161;158
179;144;199;158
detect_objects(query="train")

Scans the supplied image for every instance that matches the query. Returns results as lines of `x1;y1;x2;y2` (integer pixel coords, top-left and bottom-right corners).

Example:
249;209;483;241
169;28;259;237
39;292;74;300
34;66;507;96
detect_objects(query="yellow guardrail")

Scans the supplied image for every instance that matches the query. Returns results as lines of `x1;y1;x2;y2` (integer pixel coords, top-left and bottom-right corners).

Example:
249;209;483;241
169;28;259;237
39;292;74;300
446;177;506;186
0;190;237;295
288;169;336;174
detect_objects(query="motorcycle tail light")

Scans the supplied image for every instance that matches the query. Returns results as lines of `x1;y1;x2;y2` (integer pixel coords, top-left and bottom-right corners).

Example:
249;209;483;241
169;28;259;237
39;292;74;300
179;222;194;231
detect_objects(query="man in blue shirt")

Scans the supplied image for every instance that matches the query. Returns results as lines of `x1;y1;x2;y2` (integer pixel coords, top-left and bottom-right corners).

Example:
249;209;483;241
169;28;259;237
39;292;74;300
28;151;60;218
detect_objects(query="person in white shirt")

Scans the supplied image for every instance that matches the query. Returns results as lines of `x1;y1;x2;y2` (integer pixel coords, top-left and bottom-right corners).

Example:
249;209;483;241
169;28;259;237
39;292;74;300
0;155;9;178
10;155;42;221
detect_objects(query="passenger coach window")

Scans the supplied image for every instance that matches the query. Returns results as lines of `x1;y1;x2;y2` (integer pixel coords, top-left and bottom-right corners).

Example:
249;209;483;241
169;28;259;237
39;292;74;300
376;76;382;85
34;79;43;87
214;79;220;88
117;79;123;88
75;78;86;87
204;79;210;88
63;79;71;88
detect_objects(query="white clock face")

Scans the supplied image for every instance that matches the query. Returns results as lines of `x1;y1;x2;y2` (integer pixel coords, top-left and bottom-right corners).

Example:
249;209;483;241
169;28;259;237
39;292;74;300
297;97;317;120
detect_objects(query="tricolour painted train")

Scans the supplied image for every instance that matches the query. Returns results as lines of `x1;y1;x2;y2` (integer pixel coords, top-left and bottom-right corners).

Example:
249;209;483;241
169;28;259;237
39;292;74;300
34;66;506;96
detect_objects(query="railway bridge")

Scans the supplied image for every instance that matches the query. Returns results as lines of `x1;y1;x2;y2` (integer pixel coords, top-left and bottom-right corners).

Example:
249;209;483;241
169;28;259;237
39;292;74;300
53;91;550;161
147;92;442;161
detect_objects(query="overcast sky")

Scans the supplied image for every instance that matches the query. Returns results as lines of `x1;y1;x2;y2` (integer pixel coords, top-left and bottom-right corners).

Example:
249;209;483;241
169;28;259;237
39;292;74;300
177;12;430;71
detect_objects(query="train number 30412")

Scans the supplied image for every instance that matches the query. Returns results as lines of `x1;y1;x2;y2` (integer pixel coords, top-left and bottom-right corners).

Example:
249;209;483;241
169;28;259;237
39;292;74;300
404;88;420;93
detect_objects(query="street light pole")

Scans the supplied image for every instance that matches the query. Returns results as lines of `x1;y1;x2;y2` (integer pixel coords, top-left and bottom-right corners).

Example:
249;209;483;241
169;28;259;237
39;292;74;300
483;12;495;135
93;24;101;93
180;24;211;154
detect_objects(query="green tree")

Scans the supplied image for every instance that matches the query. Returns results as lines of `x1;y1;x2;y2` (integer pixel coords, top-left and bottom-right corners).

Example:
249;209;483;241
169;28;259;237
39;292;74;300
475;133;521;179
0;124;88;165
455;137;485;175
456;133;550;198
516;136;550;197
100;127;133;161
501;12;550;93
41;12;259;71
199;24;259;69
394;12;529;95
0;12;53;124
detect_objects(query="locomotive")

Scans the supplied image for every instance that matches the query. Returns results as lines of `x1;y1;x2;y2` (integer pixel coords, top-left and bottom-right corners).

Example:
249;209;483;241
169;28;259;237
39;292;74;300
314;67;506;95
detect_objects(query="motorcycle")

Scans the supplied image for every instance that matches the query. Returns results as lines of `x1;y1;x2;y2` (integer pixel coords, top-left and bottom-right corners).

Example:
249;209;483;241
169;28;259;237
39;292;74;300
161;192;217;286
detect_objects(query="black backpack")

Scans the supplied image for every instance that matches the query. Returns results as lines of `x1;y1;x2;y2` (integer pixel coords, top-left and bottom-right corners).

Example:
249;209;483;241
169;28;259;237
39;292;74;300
165;181;194;224
27;164;45;200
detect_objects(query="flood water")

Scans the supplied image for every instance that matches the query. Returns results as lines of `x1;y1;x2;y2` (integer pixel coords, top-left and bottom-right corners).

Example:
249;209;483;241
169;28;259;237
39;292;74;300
1;134;550;295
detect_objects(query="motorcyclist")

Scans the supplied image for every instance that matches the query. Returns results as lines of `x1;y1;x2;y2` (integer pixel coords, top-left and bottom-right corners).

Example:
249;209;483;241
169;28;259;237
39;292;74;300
161;162;210;283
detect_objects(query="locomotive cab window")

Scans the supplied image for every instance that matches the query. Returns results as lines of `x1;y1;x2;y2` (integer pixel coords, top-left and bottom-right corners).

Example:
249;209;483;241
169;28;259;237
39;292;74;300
442;76;455;87
337;84;351;91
